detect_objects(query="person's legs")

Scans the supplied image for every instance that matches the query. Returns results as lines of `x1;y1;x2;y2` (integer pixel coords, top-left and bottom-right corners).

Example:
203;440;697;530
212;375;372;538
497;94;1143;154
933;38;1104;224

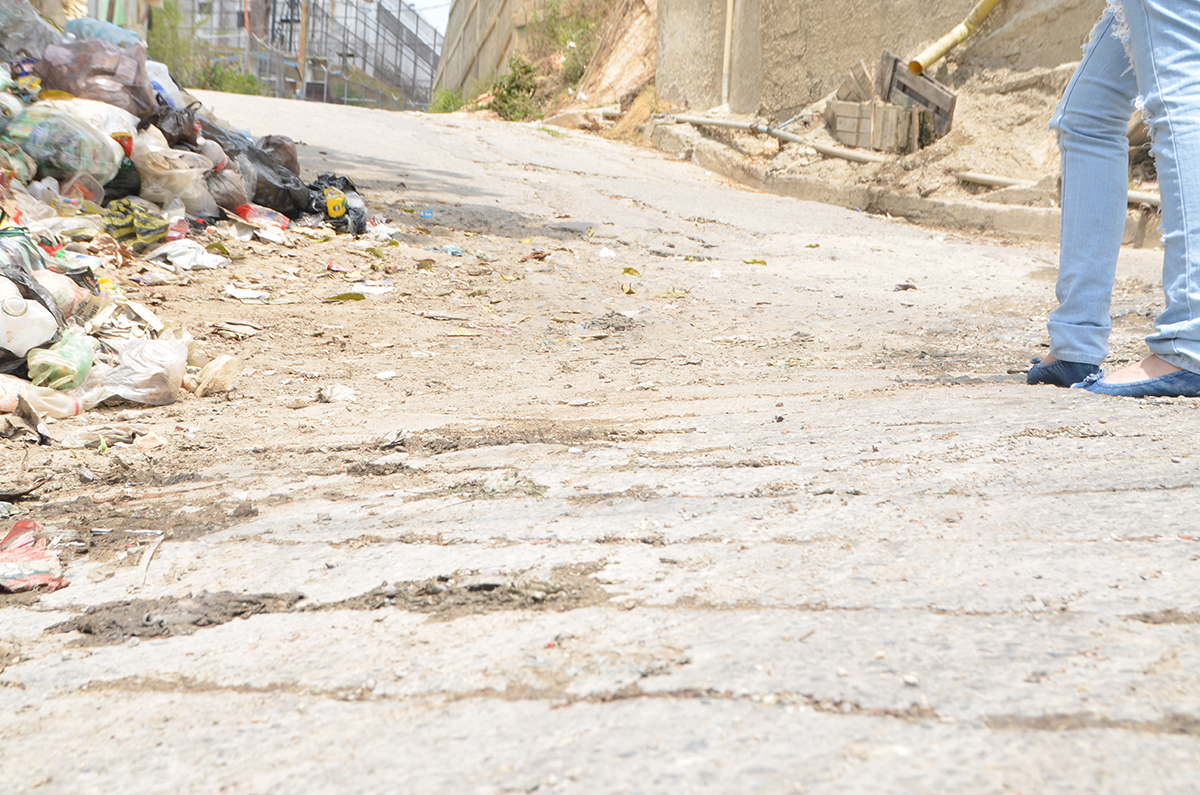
1081;0;1200;396
1033;11;1140;387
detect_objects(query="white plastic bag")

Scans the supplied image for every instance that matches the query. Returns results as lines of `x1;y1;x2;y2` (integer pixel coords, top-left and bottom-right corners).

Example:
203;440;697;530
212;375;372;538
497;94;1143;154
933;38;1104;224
80;338;187;407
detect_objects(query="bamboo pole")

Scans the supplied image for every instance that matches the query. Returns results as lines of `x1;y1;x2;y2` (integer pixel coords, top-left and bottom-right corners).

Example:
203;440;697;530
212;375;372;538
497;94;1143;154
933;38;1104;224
908;0;1002;75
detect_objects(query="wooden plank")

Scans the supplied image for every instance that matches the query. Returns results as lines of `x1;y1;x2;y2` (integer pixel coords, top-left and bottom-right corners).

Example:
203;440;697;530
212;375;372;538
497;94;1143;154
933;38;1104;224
836;74;866;102
851;59;875;100
878;49;957;138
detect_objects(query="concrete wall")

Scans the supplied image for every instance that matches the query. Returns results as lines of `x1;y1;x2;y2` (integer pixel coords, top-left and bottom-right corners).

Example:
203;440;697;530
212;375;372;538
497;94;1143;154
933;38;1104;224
658;0;1104;118
435;0;542;94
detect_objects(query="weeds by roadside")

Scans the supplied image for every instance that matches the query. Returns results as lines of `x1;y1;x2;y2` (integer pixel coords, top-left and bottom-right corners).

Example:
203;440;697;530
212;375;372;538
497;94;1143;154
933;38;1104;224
429;0;616;121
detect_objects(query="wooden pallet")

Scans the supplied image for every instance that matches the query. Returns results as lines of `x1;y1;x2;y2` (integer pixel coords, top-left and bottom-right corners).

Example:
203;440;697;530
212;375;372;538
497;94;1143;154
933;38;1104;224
875;49;956;138
827;98;925;153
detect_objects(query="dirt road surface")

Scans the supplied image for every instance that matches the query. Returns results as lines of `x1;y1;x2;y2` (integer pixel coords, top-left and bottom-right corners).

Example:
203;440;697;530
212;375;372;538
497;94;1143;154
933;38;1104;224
2;92;1198;794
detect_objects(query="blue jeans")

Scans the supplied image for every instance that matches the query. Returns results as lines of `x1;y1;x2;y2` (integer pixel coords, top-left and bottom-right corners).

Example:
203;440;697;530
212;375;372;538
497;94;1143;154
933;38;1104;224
1048;1;1200;373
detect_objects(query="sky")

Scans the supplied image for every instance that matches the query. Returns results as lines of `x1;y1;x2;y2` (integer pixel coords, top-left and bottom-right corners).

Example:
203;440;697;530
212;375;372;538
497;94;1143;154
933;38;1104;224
408;0;451;34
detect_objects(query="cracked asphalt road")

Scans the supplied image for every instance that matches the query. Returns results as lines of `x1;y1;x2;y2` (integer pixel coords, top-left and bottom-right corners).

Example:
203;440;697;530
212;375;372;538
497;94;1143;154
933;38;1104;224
2;92;1198;794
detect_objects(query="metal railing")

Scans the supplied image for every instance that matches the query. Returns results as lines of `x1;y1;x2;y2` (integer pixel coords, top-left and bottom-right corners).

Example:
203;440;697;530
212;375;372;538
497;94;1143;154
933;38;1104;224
175;0;441;109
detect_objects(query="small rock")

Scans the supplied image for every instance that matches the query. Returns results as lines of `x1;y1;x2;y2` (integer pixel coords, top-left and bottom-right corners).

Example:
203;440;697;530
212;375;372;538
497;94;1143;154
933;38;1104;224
873;650;886;660
836;667;848;678
903;673;920;687
232;500;258;518
317;384;358;403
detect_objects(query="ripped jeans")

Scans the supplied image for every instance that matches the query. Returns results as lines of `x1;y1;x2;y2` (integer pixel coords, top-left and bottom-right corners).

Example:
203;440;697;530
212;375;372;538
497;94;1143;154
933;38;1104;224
1047;1;1200;373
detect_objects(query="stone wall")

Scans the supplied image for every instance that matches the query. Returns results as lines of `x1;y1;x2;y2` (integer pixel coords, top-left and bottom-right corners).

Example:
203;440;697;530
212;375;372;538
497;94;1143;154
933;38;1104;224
657;0;1104;119
435;0;542;94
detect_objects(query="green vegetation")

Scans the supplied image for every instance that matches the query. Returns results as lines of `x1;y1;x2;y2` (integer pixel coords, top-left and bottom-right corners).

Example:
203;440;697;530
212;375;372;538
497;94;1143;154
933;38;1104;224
488;54;540;121
195;61;268;95
433;0;614;121
527;0;610;86
428;87;466;113
147;0;266;95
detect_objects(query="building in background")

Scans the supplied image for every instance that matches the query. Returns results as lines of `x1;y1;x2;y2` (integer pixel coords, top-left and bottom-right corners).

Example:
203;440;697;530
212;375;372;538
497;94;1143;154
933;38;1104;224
165;0;442;109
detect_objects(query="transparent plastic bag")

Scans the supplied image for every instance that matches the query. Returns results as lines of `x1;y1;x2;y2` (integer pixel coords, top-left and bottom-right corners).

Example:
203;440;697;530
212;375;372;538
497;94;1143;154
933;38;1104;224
37;98;139;138
32;40;157;118
131;126;213;206
63;17;142;50
145;61;186;110
6;103;123;183
31;269;88;317
0;137;35;184
80;338;186;407
0;0;64;62
27;327;97;390
205;167;249;211
191;354;239;397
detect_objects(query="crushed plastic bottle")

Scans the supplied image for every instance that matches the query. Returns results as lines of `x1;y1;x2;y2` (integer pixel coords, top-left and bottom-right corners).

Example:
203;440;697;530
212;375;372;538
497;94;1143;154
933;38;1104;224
235;203;289;230
0;373;82;418
27;327;97;391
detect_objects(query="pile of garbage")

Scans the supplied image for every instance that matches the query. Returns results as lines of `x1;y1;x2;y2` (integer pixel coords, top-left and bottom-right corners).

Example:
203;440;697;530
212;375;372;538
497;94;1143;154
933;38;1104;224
0;0;366;432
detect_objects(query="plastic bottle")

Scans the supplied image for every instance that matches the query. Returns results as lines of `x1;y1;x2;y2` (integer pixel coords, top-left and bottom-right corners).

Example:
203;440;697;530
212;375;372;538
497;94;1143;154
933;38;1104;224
0;276;57;357
27;327;98;390
0;373;83;418
235;203;290;230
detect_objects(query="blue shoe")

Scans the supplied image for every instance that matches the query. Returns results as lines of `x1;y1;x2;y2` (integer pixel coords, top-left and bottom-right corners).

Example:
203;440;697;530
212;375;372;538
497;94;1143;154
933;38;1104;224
1073;368;1200;397
1026;358;1101;388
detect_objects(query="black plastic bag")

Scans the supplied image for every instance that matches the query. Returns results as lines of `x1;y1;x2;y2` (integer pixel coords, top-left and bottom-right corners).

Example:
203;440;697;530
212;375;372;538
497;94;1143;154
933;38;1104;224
307;174;366;235
256;134;300;176
103;157;142;205
140;96;201;146
0;256;65;377
199;118;314;219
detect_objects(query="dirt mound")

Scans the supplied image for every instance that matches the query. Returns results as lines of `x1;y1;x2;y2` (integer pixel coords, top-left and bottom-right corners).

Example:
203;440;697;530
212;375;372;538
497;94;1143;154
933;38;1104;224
52;592;304;645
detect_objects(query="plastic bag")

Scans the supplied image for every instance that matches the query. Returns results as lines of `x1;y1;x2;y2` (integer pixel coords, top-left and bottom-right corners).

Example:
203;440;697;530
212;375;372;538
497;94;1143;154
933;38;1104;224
140;98;200;146
37;97;139;138
0;0;64;62
31;269;88;317
145;61;186;110
200;118;314;218
27;326;97;390
0;137;35;184
131;127;213;207
0;92;24;129
63;17;142;49
256;135;300;176
192;354;239;397
81;338;186;407
205;167;248;211
0;243;63;374
32;40;157;118
104;198;169;252
308;174;367;235
102;158;142;205
0;227;46;272
6;103;123;183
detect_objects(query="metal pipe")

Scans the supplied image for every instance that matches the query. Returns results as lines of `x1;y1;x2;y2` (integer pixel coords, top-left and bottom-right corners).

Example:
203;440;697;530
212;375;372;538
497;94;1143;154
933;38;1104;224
672;115;893;164
721;0;735;106
909;0;1002;75
954;170;1161;207
953;171;1032;189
